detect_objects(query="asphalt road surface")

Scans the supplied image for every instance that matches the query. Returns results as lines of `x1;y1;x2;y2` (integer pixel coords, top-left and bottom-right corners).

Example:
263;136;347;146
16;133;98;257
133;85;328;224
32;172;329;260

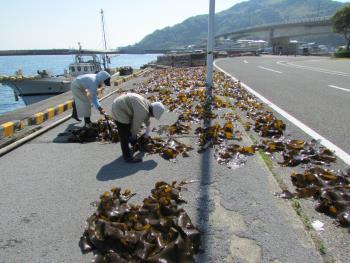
215;56;350;164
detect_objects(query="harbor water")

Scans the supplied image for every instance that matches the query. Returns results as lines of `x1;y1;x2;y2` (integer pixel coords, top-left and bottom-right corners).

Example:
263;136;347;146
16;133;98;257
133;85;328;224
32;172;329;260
0;54;160;115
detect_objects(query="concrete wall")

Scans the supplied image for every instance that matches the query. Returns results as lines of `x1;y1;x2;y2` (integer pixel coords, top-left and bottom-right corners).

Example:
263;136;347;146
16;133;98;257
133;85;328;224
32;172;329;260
156;53;206;67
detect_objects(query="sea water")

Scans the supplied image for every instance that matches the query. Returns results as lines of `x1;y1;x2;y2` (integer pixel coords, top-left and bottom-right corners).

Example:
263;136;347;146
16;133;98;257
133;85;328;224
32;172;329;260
0;54;160;115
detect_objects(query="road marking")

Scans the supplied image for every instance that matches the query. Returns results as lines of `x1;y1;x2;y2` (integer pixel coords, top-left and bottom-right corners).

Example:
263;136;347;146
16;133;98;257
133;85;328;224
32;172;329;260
299;59;325;63
258;66;282;74
214;59;350;165
277;61;350;77
243;60;248;64
328;85;350;93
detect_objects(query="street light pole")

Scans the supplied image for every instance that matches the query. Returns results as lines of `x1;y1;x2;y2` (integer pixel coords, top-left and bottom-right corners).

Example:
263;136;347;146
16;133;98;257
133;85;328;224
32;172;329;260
206;0;215;96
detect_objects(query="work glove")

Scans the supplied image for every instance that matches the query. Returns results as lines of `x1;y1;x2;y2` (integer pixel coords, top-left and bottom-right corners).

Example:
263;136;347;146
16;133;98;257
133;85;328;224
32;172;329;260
98;107;106;115
145;125;151;138
104;77;111;86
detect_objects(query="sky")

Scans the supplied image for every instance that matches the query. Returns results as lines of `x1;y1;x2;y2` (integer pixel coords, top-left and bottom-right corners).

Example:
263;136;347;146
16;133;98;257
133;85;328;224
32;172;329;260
0;0;349;50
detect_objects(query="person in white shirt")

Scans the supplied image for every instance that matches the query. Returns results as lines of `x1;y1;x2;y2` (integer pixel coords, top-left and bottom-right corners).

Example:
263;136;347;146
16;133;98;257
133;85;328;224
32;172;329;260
71;70;111;126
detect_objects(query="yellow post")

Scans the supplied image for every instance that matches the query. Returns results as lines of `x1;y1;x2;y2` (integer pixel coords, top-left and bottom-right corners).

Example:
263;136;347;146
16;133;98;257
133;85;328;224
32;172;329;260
19;120;25;130
35;112;44;124
2;122;14;137
47;108;55;119
57;104;64;114
66;100;73;109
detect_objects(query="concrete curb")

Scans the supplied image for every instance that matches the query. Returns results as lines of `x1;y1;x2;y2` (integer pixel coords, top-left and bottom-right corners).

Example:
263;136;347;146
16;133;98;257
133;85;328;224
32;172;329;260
0;89;103;138
27;99;74;126
0;120;25;140
0;69;150;139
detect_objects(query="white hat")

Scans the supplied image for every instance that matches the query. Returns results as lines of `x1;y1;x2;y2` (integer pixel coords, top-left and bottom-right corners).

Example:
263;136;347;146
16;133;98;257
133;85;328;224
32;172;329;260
151;102;165;120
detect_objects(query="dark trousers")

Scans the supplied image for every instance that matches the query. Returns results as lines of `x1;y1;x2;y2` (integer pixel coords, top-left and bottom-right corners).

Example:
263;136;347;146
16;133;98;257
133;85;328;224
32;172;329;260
116;121;131;160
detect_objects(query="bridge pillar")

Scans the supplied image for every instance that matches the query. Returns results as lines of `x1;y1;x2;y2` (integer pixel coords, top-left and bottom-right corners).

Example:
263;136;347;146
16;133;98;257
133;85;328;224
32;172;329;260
272;37;295;55
268;28;274;47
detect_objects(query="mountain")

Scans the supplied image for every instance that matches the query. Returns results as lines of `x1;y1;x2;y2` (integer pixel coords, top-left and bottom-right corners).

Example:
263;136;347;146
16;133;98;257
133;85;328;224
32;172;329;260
124;0;345;51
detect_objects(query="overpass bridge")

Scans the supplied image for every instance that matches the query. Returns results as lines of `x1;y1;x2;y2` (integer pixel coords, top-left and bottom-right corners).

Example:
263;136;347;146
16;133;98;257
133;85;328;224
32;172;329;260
215;16;335;54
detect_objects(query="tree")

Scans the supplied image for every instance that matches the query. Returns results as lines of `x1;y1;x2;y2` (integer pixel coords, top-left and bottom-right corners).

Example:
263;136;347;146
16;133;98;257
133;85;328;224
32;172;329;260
332;4;350;50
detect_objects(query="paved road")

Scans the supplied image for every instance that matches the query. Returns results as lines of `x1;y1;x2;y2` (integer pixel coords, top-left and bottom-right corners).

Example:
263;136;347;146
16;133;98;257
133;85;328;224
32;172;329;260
215;56;350;162
0;75;323;262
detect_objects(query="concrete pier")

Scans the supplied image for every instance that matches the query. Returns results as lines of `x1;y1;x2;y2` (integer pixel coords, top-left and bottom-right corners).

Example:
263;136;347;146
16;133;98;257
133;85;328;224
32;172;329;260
0;62;349;262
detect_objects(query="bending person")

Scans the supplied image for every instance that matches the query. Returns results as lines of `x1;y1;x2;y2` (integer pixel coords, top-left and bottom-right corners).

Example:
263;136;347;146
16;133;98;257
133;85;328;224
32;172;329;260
71;70;111;126
111;93;165;163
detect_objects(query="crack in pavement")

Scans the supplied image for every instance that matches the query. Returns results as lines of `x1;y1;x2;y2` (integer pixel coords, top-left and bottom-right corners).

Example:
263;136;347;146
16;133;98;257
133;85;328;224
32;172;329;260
209;185;263;263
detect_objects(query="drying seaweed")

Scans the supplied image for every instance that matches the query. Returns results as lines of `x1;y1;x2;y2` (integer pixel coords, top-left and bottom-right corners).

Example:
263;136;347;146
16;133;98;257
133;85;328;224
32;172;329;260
254;112;286;138
119;67;349;232
274;167;350;228
133;135;193;160
79;182;201;262
68;115;119;143
156;122;192;136
130;67;337;169
215;143;256;169
258;139;336;167
195;122;243;154
68;124;100;143
294;167;350;228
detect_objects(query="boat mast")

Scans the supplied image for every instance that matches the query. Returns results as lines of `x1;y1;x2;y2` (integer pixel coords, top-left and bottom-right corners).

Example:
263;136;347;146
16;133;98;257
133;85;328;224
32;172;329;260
100;9;109;69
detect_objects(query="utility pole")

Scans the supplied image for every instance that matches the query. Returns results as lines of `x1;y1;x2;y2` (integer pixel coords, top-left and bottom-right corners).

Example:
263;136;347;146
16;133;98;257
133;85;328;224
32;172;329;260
100;9;108;69
206;0;215;97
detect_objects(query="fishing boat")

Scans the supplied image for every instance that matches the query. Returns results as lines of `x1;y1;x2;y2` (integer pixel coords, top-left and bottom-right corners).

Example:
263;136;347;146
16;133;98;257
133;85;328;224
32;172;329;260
0;53;103;105
0;9;112;105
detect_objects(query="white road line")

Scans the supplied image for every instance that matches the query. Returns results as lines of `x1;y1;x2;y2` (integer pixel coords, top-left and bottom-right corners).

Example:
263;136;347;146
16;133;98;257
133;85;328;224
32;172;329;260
328;85;350;93
244;60;248;64
214;60;350;165
277;61;350;77
258;66;282;74
301;59;325;63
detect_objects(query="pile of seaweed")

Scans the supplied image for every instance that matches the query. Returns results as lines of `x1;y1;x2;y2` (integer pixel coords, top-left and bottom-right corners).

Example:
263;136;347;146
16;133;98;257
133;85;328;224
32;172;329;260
79;182;200;262
258;138;337;167
69;116;119;143
130;68;338;169
277;167;350;229
133;135;193;160
131;67;349;229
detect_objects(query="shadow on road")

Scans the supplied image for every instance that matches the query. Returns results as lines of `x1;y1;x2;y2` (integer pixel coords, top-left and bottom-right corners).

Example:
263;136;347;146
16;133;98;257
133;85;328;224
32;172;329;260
196;148;212;261
96;155;158;181
196;89;213;261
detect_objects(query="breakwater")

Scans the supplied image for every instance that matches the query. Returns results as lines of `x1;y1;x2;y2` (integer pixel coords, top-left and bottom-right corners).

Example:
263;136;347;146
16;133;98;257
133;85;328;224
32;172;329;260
0;49;121;56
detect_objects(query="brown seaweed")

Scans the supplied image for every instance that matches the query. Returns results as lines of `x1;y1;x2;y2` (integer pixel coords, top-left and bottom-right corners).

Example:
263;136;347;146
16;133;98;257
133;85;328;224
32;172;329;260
124;67;350;230
133;135;193;160
289;167;350;227
79;182;200;262
258;139;336;167
68;115;119;143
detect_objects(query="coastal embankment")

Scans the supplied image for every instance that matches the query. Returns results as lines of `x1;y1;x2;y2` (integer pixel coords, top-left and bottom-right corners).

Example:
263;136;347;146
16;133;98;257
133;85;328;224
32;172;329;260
0;49;121;56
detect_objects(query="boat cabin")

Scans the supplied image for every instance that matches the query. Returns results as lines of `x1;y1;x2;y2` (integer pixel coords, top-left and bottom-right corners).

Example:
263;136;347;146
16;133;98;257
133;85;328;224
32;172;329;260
68;54;102;77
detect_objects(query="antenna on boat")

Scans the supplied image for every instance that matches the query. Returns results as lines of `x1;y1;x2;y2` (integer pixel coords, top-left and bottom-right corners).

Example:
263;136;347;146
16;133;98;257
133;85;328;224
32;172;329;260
100;9;110;69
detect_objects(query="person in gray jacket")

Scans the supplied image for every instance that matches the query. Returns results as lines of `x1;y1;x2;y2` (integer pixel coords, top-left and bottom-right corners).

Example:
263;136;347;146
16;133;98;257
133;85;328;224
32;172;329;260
111;93;165;163
71;70;111;126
